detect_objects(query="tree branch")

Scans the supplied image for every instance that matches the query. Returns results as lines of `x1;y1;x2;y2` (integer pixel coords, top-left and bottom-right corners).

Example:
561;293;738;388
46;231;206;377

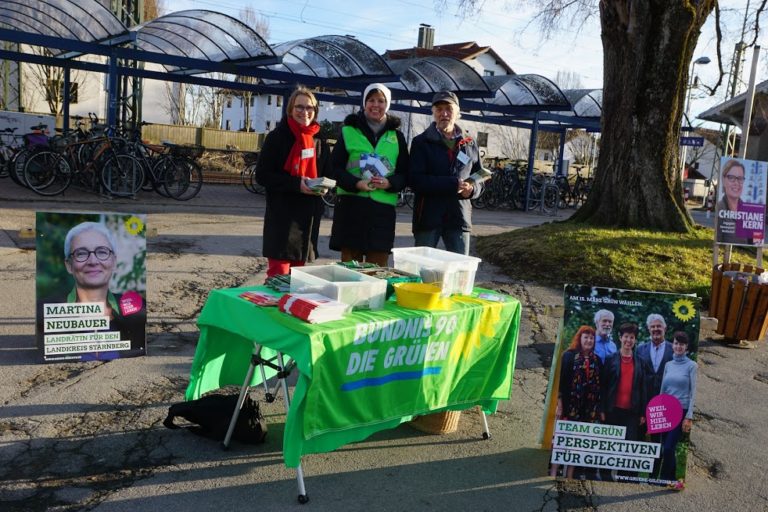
749;0;768;47
708;1;726;97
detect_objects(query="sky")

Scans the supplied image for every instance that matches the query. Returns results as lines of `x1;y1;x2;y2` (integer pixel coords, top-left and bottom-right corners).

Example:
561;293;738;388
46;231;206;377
160;0;760;125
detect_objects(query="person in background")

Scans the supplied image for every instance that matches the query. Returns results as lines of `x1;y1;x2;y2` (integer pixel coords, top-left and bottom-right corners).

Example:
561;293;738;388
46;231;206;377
256;86;330;279
593;309;617;363
552;325;603;479
409;90;483;256
659;331;697;483
329;83;409;267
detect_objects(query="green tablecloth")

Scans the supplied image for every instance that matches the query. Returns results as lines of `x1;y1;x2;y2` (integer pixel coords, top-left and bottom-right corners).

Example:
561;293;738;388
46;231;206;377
185;286;521;467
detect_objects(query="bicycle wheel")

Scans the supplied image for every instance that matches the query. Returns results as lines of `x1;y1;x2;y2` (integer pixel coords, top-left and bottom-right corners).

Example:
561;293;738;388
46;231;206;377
510;182;525;210
23;150;72;196
250;167;265;195
0;152;9;179
402;187;414;209
100;154;144;197
163;157;203;200
10;147;32;188
526;181;542;211
542;184;559;214
241;164;256;193
321;186;337;208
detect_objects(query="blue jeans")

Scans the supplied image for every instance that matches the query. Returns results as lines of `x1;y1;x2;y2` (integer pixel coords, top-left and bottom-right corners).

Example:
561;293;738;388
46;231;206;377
413;228;471;255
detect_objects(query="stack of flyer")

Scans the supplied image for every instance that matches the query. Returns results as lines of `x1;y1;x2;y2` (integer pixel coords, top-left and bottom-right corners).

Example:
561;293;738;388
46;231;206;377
277;293;350;323
305;177;336;193
239;291;280;307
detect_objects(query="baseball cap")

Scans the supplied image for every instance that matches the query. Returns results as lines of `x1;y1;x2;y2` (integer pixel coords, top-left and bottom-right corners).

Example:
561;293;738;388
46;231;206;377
431;90;459;108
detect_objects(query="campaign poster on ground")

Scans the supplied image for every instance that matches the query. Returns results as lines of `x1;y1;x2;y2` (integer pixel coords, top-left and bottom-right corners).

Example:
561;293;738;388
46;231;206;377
35;212;147;363
715;156;767;246
541;284;700;489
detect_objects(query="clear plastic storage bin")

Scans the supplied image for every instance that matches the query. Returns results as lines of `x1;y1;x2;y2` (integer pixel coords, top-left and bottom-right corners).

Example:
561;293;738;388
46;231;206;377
391;247;481;296
290;265;387;310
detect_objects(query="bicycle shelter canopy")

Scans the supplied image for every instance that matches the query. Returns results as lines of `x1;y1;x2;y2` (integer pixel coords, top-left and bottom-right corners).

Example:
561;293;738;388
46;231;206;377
385;57;492;100
0;0;603;170
131;10;276;73
0;0;125;44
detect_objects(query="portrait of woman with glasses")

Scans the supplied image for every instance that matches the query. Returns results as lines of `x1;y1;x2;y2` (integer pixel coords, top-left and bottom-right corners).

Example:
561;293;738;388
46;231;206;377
716;158;763;246
36;216;147;362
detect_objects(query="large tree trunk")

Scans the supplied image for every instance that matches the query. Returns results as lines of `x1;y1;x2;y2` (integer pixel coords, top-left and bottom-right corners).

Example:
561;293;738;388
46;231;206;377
571;0;715;232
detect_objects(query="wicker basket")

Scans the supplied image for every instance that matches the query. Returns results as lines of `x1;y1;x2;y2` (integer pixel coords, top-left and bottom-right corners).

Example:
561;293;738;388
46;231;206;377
409;410;461;435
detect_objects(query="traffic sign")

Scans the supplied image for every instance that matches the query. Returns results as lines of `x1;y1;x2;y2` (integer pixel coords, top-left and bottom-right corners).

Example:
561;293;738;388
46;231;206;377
680;136;705;147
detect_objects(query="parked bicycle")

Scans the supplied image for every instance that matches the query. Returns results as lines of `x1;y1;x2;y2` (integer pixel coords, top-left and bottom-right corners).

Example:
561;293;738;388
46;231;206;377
23;124;143;197
6;123;50;189
241;151;265;195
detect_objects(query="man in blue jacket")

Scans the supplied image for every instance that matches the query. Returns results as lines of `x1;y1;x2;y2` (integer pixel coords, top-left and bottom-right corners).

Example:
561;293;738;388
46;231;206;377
409;90;483;255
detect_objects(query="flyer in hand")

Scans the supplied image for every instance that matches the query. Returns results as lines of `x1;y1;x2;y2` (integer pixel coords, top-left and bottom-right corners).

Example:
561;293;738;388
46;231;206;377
305;176;336;192
467;166;493;184
541;284;700;490
277;293;350;323
360;153;393;179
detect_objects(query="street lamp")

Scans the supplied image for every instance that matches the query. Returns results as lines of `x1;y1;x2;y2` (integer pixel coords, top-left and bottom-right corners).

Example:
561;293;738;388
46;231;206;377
680;56;711;182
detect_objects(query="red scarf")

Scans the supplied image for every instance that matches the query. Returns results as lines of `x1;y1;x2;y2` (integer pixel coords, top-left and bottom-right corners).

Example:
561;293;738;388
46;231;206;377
284;117;320;178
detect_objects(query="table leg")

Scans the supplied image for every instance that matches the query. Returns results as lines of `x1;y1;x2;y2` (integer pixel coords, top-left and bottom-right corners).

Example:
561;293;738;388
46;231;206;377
479;408;492;440
277;352;309;504
221;347;260;450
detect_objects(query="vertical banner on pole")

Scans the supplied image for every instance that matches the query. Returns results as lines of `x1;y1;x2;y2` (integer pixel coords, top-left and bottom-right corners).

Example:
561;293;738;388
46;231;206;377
715;157;767;246
35;211;147;363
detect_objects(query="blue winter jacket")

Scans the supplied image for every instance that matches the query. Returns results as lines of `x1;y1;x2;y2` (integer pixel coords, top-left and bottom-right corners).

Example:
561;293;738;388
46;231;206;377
409;122;483;233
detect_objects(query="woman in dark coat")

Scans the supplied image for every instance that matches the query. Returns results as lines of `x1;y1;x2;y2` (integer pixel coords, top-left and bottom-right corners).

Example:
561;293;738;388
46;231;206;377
256;86;331;278
329;83;409;266
552;325;603;479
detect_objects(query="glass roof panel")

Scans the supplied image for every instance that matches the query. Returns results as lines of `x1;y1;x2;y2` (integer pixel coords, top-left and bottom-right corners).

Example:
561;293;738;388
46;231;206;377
133;10;273;62
562;89;603;117
482;74;569;108
386;57;488;95
0;0;125;41
270;35;392;80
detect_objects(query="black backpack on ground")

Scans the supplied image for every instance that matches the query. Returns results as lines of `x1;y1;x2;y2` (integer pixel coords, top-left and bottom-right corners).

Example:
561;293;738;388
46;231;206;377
163;393;267;444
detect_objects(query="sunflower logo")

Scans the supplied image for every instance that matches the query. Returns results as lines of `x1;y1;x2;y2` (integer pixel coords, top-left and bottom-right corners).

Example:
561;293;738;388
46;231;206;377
124;216;145;236
672;298;696;322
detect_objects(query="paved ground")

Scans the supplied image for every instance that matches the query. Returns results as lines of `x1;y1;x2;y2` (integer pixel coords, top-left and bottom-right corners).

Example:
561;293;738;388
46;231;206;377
1;180;767;511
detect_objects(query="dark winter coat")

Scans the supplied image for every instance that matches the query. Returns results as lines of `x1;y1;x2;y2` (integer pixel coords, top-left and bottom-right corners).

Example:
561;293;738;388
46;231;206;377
329;111;409;253
256;119;330;262
409;122;483;233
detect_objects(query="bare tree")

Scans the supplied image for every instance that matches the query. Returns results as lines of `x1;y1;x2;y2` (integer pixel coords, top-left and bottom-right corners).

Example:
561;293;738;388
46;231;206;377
237;8;271;131
162;77;230;127
566;130;594;165
456;0;765;232
554;70;584;90
144;0;165;20
21;46;89;116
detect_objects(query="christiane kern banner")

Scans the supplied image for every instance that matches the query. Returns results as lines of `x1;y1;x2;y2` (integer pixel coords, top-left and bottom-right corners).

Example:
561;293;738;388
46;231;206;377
715;156;767;246
36;212;147;363
541;285;700;489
